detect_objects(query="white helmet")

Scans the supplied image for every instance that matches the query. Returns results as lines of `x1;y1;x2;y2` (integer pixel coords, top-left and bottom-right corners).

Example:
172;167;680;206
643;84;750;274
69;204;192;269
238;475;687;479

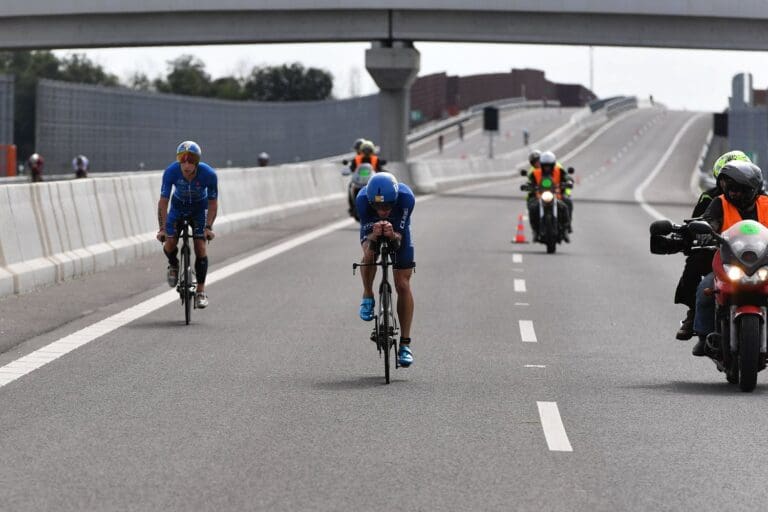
540;151;556;165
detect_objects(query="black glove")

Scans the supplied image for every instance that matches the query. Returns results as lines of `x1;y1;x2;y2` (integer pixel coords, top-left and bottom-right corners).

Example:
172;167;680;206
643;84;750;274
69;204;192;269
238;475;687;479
650;235;686;255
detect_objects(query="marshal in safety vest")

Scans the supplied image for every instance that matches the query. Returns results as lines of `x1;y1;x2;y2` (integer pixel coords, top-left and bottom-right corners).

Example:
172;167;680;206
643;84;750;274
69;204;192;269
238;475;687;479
720;195;768;232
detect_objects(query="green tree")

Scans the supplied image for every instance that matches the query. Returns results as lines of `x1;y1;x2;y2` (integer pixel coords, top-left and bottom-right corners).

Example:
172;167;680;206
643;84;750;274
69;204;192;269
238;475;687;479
127;71;152;91
59;53;119;86
210;76;245;100
244;63;333;101
154;55;211;96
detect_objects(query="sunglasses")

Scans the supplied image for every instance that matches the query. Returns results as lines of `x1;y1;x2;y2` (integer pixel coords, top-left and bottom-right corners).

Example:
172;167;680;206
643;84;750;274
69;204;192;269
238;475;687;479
177;153;200;165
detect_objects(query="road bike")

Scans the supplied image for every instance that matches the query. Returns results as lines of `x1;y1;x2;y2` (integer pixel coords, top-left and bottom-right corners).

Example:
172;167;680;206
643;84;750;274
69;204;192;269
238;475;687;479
353;238;400;384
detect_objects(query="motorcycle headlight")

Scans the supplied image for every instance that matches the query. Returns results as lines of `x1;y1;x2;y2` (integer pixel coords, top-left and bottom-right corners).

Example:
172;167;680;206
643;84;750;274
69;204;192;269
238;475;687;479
541;190;555;203
758;266;768;281
726;264;745;281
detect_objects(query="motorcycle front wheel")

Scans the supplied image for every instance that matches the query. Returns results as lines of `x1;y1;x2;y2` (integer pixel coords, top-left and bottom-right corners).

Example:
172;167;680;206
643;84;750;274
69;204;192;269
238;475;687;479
737;315;760;392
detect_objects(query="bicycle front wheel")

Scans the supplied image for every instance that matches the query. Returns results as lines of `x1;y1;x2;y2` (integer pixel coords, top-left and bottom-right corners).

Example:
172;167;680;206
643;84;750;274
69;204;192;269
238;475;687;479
381;282;392;384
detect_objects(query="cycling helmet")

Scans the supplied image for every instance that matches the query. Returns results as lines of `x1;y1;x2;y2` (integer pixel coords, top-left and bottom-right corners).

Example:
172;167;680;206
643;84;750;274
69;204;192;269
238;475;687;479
176;140;202;164
712;150;751;179
528;150;541;166
72;154;89;170
28;153;43;167
718;161;763;210
353;138;366;153
366;172;398;207
360;140;375;156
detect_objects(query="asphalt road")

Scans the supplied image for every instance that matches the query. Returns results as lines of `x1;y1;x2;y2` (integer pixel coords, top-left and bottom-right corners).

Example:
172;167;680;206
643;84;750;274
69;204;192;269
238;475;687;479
4;106;766;512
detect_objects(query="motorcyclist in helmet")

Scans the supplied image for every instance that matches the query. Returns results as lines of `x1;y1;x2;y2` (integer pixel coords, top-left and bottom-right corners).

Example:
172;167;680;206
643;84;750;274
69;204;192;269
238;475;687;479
528;149;541;171
356;172;416;368
353;138;366;155
692;160;768;356
673;150;751;341
72;154;89;179
526;150;572;241
156;140;219;309
257;152;270;167
28;153;44;182
347;140;384;218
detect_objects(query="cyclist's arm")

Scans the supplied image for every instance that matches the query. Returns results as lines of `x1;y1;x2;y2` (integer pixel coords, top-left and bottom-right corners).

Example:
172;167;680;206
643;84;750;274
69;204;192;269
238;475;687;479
157;197;169;231
206;199;218;229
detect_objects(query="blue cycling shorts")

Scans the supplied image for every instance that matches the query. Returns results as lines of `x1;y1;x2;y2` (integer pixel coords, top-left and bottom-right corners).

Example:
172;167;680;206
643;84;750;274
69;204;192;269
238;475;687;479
364;229;416;270
166;205;206;239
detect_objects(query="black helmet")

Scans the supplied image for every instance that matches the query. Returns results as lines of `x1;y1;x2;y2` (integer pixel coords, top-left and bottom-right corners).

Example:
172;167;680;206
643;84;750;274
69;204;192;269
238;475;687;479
529;150;541;166
718;161;764;210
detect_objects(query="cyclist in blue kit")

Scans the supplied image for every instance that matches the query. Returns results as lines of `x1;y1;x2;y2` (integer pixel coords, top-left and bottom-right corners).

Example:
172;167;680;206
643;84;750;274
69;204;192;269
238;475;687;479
156;141;218;309
356;172;416;367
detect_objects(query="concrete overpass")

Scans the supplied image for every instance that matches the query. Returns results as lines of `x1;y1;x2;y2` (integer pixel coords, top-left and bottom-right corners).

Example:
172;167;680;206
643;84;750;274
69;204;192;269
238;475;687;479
2;2;768;50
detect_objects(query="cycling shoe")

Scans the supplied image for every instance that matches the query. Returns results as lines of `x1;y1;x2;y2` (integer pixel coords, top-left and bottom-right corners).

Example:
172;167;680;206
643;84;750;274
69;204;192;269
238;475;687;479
359;297;375;321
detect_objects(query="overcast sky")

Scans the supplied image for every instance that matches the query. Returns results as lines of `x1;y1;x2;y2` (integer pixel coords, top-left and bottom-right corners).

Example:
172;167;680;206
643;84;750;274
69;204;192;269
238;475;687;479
54;42;768;112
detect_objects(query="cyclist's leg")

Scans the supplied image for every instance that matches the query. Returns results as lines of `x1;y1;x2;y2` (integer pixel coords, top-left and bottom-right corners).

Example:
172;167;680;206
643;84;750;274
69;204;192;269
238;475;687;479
191;209;208;293
163;209;181;286
393;237;415;339
359;240;378;321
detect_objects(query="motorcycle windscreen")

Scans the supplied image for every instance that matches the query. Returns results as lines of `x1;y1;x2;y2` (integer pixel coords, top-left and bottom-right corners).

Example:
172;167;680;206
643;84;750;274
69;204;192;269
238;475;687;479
721;220;768;272
351;163;374;186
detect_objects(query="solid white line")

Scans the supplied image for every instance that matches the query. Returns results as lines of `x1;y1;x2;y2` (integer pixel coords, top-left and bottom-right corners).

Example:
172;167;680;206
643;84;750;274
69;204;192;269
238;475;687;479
537;401;573;452
512;253;523;263
634;113;705;220
558;110;635;162
514;279;527;292
525;364;546;368
519;320;537;342
514;302;529;306
0;217;355;390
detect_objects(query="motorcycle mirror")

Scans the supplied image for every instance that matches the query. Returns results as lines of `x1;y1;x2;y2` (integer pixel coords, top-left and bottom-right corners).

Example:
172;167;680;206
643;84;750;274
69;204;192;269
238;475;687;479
520;184;528;191
342;159;349;165
567;167;575;174
520;169;528;176
687;220;714;236
649;219;674;236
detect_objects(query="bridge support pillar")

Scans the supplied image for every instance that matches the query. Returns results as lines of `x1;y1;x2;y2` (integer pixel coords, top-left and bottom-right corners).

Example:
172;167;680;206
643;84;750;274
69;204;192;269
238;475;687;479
365;41;420;185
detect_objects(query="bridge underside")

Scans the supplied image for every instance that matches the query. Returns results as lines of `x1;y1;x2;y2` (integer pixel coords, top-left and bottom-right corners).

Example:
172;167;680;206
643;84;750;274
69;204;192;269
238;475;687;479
1;10;768;51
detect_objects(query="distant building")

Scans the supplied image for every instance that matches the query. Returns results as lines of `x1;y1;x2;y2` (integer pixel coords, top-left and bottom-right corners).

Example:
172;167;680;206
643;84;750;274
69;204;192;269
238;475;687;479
409;68;596;126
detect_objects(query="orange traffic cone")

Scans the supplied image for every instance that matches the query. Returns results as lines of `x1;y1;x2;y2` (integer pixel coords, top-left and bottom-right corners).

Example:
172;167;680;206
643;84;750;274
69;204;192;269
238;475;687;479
513;214;527;243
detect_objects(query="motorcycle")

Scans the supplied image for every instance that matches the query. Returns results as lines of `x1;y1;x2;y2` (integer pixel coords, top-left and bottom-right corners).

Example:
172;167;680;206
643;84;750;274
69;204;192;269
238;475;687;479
520;167;574;254
651;218;768;392
342;162;376;222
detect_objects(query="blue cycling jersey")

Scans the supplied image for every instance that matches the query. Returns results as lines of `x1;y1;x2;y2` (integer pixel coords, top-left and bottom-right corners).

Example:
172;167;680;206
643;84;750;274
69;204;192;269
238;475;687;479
160;162;218;208
357;183;416;269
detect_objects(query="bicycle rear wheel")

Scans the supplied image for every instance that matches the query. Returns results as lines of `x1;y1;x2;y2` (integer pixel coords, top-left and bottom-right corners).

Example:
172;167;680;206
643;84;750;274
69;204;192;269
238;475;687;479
182;245;192;325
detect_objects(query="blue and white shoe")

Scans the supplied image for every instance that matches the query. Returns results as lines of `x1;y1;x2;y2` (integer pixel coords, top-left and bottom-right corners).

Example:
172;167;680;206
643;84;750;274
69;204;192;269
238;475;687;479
397;344;413;367
359;297;375;321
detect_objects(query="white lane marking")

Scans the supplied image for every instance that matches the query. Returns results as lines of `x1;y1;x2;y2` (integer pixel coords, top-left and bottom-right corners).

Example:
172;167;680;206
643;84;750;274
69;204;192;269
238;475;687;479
512;253;523;263
558;110;635;162
634;113;705;220
514;279;527;292
0;217;355;389
514;302;529;306
525;364;546;368
537;401;573;452
519;320;537;342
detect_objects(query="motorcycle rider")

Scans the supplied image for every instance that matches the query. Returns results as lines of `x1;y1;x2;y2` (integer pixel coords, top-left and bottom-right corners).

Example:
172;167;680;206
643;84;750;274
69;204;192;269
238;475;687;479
347;140;383;218
72;154;89;178
526;150;571;241
27;153;44;182
673;150;752;341
692;160;768;356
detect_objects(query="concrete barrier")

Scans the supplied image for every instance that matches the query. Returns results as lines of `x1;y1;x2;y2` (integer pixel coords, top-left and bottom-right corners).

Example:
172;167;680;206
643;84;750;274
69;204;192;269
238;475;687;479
0;162;354;298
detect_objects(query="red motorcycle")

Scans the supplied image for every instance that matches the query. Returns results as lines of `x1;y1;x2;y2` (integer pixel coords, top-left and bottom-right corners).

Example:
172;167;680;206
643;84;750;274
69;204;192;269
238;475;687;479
689;219;768;392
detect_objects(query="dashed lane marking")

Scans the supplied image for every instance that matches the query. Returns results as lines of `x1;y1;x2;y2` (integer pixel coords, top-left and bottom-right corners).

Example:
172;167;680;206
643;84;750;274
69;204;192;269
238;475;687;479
514;279;527;292
537;401;573;452
519;320;537;342
512;253;523;263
